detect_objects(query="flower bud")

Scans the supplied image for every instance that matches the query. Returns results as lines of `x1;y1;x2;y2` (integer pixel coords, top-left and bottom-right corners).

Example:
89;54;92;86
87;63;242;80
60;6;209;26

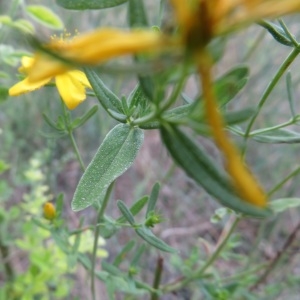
43;202;56;220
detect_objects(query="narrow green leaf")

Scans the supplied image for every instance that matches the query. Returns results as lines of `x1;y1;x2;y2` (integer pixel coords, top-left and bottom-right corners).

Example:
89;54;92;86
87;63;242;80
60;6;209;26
164;104;193;121
224;107;256;125
146;182;160;216
258;20;294;47
192;65;249;119
270;198;300;213
56;0;128;10
38;130;67;139
31;218;51;230
214;67;249;107
130;244;146;266
12;19;35;34
286;72;296;118
42;112;62;131
117;195;149;223
137;76;155;101
117;200;136;225
107;109;127;122
113;240;135;266
55;193;64;218
84;68;123;114
127;84;150;112
128;0;148;28
135;226;177;253
26;5;63;29
160;125;271;218
102;261;124;277
71;105;98;129
253;129;300;144
72;124;144;211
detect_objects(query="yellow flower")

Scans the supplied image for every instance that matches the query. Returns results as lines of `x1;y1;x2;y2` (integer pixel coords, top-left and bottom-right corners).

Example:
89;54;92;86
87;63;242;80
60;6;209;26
26;29;173;83
9;56;92;109
43;202;56;220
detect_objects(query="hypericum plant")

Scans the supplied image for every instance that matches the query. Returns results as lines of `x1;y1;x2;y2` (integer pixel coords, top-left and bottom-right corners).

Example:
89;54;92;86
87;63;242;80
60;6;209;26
3;0;300;299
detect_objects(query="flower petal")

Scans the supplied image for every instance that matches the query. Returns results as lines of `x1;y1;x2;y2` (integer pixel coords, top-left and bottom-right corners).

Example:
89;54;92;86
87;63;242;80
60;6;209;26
64;29;167;64
67;70;91;89
26;29;171;82
9;76;51;96
55;73;87;110
28;52;70;82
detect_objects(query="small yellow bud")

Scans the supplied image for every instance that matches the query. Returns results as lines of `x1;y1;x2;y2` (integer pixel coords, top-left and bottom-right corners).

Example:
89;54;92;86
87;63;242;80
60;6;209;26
43;202;56;220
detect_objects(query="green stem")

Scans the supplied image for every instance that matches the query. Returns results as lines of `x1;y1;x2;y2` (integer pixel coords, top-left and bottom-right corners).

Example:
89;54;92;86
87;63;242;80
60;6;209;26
132;63;188;127
248;119;295;136
162;216;240;293
243;48;299;152
68;130;85;172
151;256;164;300
268;165;300;196
192;216;240;278
91;182;114;300
61;102;86;171
221;263;268;284
159;65;188;112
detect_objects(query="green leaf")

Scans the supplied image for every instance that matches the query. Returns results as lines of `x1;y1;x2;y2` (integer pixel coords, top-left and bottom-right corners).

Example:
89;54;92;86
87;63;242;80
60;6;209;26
84;68;123;114
56;0;128;10
160;125;271;218
116;195;149;223
270;198;300;213
191;65;249;119
130;244;146;266
258;20;294;47
113;240;135;266
117;200;136;225
224;107;256;125
55;193;64;218
253;129;300;144
128;0;148;28
26;5;63;29
127;84;150;113
135;226;177;253
211;65;249;108
71;105;98;129
146;182;160;216
102;261;124;277
72;124;144;211
286;72;296;118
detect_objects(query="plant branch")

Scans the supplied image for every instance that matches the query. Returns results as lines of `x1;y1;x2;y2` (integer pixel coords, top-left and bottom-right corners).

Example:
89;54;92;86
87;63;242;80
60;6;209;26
162;216;240;293
243;47;299;152
91;182;114;300
268;165;300;196
251;221;300;290
151;256;164;300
